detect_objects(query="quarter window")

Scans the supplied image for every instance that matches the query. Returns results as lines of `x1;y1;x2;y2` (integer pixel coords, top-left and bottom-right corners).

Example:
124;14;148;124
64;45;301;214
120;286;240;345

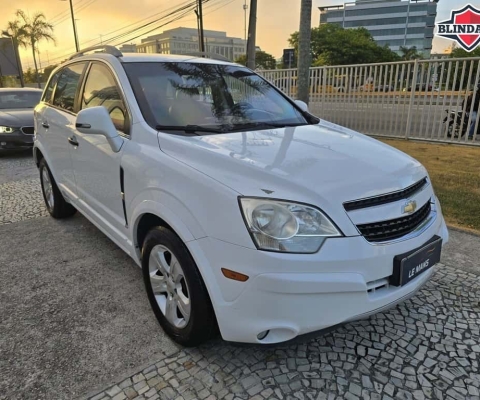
81;63;127;134
42;71;60;104
52;63;86;112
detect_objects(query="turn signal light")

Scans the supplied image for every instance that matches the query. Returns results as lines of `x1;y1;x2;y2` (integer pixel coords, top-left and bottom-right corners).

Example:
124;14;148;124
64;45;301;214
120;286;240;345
221;268;249;282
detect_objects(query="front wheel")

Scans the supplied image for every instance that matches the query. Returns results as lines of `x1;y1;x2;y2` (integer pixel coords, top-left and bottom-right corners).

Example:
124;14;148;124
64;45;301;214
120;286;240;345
142;227;217;346
39;158;76;219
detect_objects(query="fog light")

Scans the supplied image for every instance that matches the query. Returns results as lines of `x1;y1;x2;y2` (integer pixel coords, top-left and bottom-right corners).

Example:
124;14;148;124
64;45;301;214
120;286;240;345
257;330;269;341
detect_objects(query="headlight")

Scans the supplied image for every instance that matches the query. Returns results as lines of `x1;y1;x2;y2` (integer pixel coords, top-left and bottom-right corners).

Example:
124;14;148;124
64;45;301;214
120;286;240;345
0;126;14;133
239;198;342;253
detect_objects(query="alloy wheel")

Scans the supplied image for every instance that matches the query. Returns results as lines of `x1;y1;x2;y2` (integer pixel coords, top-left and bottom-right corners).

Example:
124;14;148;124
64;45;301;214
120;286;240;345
42;168;54;210
148;245;191;328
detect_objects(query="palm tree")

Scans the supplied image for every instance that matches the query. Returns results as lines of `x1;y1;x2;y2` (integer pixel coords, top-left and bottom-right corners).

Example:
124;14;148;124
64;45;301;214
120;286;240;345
13;10;55;88
297;0;312;104
399;46;421;61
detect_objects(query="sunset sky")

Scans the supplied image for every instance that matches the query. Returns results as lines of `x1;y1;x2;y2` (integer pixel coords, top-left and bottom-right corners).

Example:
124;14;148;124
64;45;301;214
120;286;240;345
2;0;465;70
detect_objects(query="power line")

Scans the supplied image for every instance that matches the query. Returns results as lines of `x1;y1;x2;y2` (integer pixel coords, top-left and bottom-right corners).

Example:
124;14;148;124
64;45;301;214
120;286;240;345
49;0;89;24
102;1;202;46
109;0;234;47
51;0;98;27
41;0;234;68
75;0;194;48
43;1;200;65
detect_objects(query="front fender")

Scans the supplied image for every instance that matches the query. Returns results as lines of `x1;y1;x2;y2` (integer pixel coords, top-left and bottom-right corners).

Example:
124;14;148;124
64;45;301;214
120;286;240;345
129;198;206;265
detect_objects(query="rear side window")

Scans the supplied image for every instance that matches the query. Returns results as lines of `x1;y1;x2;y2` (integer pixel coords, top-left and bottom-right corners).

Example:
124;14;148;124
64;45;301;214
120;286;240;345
81;63;128;134
42;71;60;104
52;63;86;112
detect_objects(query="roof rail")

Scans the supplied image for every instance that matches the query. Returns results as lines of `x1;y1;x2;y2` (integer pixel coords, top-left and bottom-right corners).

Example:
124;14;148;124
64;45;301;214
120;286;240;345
183;52;230;62
68;45;123;60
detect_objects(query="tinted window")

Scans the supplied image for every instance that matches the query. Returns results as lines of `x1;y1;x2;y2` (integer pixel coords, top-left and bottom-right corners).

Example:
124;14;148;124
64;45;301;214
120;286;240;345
42;71;60;104
0;90;42;109
81;63;127;133
124;62;307;131
53;63;85;112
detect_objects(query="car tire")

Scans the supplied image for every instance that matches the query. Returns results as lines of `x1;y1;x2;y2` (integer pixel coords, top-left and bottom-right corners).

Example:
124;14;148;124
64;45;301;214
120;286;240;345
39;158;77;219
142;226;217;346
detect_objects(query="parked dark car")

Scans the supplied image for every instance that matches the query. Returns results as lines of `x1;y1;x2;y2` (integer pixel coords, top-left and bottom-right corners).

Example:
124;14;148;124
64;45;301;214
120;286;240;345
374;85;394;92
406;84;432;92
0;88;42;151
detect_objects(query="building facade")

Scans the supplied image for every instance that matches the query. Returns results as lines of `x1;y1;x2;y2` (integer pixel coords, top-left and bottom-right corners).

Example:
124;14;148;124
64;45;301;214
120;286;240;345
136;27;247;62
319;0;437;57
118;43;137;53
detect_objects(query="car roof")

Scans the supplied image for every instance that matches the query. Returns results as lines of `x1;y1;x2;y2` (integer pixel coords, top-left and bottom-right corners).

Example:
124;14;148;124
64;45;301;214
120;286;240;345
0;88;42;93
66;52;238;66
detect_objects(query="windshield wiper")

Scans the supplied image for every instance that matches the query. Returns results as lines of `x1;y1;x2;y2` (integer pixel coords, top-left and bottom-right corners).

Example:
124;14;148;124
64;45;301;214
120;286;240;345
226;122;307;131
155;124;224;134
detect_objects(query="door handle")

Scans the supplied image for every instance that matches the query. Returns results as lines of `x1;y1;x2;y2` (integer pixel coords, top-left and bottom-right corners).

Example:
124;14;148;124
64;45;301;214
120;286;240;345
68;136;79;147
42;122;49;129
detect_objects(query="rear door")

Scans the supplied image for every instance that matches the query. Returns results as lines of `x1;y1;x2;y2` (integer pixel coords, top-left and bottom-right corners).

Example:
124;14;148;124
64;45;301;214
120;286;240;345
70;61;130;235
41;62;87;197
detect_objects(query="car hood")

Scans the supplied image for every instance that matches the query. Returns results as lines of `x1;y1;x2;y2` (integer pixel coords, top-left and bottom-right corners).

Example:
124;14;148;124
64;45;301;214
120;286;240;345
158;120;427;208
0;109;34;127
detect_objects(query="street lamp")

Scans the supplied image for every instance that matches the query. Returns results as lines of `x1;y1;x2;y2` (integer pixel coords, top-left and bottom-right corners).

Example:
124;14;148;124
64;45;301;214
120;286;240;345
1;30;25;87
60;0;79;52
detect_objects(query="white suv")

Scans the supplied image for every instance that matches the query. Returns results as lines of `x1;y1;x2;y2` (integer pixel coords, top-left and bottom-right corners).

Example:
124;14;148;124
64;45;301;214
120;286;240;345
34;46;449;346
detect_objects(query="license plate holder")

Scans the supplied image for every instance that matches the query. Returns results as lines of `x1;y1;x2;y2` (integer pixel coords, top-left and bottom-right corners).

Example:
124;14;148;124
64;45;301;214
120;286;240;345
390;235;442;287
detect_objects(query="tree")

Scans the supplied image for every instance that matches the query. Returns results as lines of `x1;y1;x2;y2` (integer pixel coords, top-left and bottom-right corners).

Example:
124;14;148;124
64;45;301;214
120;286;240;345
289;24;399;66
399;46;421;60
23;68;39;84
297;0;312;104
235;51;277;70
448;47;480;90
42;64;58;81
10;10;55;88
450;47;480;59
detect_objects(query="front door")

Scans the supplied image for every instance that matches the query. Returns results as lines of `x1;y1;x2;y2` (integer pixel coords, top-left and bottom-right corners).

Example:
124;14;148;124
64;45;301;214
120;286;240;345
70;62;130;236
41;63;87;197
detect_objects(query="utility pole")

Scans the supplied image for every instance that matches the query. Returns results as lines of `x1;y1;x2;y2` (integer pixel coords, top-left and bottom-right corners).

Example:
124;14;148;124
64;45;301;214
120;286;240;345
195;0;205;53
68;0;80;51
246;0;257;70
297;0;312;104
243;0;248;42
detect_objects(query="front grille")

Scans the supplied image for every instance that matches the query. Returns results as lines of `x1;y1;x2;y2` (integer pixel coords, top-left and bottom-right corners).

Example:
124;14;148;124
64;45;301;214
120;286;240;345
344;178;428;211
21;126;34;135
357;200;432;243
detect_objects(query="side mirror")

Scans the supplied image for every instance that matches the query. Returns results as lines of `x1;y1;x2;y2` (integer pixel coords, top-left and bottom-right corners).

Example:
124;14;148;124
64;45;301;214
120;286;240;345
294;100;309;113
75;106;123;153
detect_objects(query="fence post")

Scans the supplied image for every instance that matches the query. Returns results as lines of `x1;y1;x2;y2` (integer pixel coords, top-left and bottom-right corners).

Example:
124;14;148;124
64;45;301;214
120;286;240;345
405;59;419;139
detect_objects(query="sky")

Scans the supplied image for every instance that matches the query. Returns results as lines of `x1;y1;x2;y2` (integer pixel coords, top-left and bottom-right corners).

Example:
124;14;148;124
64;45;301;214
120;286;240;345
1;0;466;70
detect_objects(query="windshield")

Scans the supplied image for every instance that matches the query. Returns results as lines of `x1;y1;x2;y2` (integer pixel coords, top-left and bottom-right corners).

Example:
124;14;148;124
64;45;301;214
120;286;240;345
123;62;308;133
0;91;41;109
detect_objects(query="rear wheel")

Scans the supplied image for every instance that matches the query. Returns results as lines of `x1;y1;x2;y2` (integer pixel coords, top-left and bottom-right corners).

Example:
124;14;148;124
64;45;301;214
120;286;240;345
142;227;217;346
39;158;76;219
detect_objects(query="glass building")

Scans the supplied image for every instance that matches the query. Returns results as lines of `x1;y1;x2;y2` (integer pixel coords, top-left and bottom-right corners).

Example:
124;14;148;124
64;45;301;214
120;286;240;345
319;0;438;57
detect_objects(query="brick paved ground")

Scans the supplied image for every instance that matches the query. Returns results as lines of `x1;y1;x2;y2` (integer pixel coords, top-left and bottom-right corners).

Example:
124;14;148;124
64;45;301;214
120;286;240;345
1;152;479;400
85;264;480;400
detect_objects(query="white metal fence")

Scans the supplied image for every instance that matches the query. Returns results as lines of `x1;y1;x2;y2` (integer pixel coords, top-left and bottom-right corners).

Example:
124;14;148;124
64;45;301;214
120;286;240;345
259;57;480;146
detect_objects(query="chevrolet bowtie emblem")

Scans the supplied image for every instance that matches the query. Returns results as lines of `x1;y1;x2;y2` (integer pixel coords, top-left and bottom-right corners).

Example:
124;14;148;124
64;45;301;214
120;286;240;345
403;200;417;214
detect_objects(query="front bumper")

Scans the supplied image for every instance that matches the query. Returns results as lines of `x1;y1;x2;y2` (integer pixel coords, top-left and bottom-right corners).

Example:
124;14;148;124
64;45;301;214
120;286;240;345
187;212;449;344
0;131;34;150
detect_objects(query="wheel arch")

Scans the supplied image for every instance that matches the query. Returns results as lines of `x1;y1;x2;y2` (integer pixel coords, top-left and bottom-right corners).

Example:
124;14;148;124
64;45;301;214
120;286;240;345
33;146;44;167
130;200;202;264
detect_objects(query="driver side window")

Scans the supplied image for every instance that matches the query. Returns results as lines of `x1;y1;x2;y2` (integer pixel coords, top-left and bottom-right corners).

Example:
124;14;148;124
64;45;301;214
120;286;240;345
81;63;128;135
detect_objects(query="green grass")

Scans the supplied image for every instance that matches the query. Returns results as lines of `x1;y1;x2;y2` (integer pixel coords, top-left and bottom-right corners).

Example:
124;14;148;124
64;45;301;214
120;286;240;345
381;139;480;234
